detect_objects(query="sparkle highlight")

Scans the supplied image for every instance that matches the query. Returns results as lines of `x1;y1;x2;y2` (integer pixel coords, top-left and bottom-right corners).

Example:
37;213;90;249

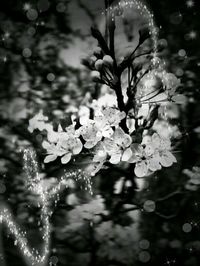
0;148;93;265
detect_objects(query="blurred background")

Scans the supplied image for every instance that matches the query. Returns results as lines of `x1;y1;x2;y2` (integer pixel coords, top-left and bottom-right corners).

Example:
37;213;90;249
0;0;200;265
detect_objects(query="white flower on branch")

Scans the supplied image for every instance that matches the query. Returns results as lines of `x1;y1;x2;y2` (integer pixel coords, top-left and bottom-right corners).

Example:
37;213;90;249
102;127;132;165
128;133;177;177
78;107;126;149
100;107;126;128
93;142;108;163
43;124;83;164
78;119;103;149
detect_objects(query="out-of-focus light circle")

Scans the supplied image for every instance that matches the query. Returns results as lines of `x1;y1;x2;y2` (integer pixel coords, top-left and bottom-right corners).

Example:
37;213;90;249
139;251;151;263
27;27;36;36
143;200;156;212
36;134;43;142
176;68;184;77
178;49;186;57
22;48;32;58
158;38;168;48
56;3;66;13
49;256;58;265
47;73;55;82
182;223;192;233
27;9;38;21
139;239;150;250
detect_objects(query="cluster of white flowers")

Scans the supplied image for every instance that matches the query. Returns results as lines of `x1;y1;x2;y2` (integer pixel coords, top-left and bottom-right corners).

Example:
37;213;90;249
28;58;182;178
28;105;177;177
28;107;126;163
79;107;125;144
93;127;132;165
42;124;83;164
127;133;177;177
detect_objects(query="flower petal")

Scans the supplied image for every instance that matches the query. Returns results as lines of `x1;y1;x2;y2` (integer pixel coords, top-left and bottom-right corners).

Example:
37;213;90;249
134;161;148;177
109;153;121;164
172;94;187;104
44;154;57;163
47;130;59;143
93;151;107;162
102;126;113;138
103;138;119;154
72;140;83;155
159;151;176;167
114;127;132;147
84;140;98;149
93;143;107;162
128;144;143;163
42;140;52;150
151;133;161;148
121;148;132;162
58;124;64;132
61;153;72;164
144;144;155;157
148;156;162;171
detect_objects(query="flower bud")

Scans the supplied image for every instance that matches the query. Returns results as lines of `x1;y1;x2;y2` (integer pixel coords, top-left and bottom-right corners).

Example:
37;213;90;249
91;70;101;81
95;59;104;70
90;56;97;63
93;47;101;56
103;55;114;66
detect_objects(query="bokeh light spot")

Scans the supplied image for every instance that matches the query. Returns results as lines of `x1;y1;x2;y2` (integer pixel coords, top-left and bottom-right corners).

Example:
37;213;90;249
143;200;156;212
182;223;192;233
49;256;58;265
178;49;186;57
47;73;55;82
56;3;66;13
27;9;38;21
139;239;150;250
27;27;36;36
139;251;151;263
22;48;32;58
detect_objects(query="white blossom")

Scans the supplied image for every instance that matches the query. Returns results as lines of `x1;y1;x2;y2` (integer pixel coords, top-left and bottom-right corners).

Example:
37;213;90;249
28;110;52;133
43;124;83;164
78;107;126;149
128;133;177;177
103;127;132;165
78;120;102;149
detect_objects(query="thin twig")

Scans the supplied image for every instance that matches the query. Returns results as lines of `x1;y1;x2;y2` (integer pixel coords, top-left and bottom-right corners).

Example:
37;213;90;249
156;190;183;202
154;211;177;220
